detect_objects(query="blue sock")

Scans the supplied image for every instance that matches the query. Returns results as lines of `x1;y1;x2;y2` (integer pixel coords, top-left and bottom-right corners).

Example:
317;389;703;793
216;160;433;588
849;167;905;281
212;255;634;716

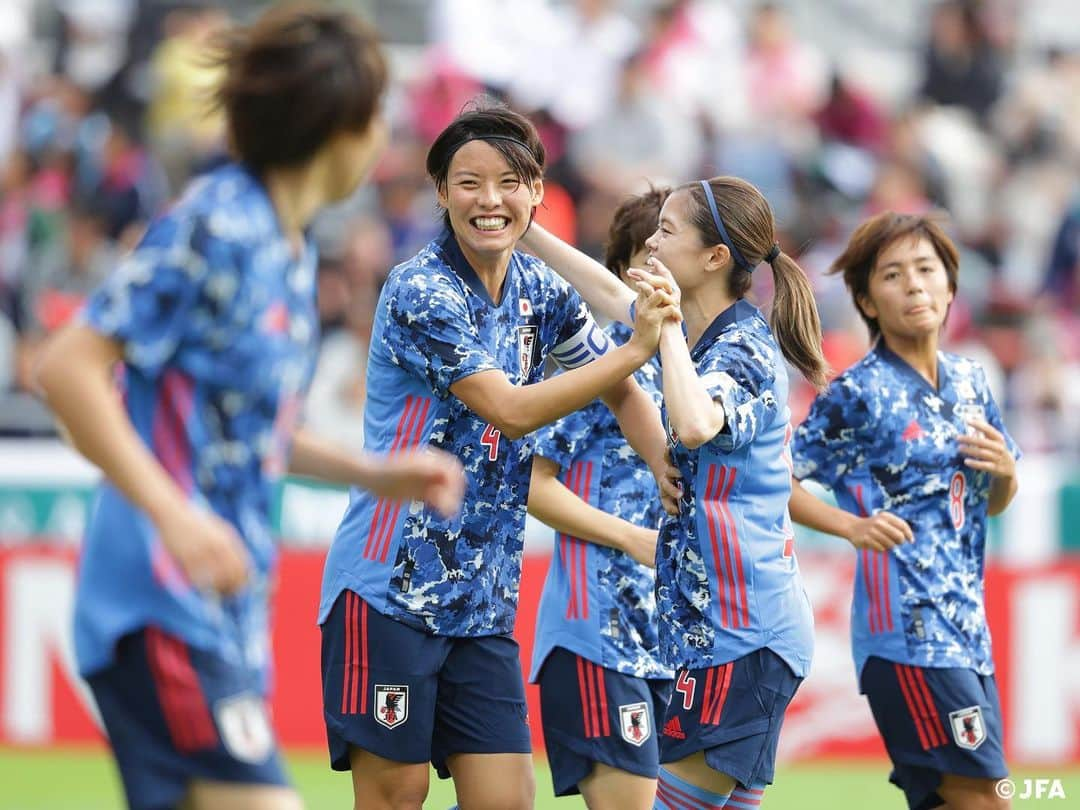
654;767;731;809
726;781;767;809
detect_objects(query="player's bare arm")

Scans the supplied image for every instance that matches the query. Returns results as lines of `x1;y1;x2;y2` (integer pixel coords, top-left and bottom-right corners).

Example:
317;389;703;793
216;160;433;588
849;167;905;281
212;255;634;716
521;221;635;325
790;478;914;552
528;456;657;567
34;324;249;593
288;428;465;518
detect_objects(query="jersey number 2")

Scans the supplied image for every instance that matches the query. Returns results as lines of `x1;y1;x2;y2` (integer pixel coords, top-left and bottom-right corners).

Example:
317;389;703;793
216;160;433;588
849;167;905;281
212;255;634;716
481;424;501;461
949;471;966;529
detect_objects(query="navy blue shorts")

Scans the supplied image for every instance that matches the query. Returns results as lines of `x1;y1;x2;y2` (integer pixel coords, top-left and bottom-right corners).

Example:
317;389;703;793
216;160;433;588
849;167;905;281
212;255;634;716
86;627;288;810
860;656;1008;810
536;646;673;796
321;590;531;776
658;648;802;789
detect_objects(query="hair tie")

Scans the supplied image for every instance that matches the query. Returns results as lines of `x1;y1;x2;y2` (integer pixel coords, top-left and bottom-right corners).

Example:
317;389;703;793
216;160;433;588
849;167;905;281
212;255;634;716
699;180;751;271
765;243;781;263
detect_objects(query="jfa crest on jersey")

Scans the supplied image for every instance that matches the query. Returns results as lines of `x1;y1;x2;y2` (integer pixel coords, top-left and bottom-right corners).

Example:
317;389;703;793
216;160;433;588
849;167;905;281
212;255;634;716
656;301;813;676
374;685;409;729
949;705;986;750
619;701;652;746
320;233;612;637
530;322;671;681
75;163;318;680
791;344;1020;678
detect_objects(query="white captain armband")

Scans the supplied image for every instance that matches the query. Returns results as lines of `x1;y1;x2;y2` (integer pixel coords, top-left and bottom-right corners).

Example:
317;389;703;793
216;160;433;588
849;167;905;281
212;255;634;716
551;320;612;369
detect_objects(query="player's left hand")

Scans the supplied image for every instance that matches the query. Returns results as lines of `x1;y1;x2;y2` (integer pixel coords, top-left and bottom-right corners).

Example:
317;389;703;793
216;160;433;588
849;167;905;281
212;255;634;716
957;418;1015;479
376;448;466;518
651;456;682;515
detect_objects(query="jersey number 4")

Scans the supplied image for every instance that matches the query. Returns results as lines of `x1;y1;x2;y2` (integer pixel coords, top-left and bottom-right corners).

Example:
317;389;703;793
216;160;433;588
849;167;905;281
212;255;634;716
481;424;501;461
949;471;966;529
675;670;697;710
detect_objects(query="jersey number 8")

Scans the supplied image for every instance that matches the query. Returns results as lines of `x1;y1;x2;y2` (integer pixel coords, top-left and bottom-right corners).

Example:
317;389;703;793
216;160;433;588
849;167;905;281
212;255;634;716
949;471;965;530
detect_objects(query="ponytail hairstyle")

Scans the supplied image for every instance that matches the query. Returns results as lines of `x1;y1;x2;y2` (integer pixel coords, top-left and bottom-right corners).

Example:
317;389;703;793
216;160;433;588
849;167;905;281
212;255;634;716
679;176;829;389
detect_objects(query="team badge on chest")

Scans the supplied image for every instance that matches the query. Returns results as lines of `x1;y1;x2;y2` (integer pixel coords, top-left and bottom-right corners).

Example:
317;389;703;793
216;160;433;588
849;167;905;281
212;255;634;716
949;705;986;750
374;684;409;729
619;701;651;747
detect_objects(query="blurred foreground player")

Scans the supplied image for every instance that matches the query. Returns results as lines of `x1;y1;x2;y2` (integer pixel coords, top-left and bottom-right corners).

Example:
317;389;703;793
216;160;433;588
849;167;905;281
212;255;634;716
35;6;463;809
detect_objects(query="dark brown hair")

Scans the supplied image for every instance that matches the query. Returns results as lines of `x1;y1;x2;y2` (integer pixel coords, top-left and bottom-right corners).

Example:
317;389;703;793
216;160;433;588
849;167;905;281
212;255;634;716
604;186;671;276
426;100;546;230
212;3;387;174
678;176;828;389
829;211;960;339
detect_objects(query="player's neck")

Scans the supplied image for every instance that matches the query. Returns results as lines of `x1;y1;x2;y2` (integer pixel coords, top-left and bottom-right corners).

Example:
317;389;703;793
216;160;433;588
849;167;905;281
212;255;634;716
264;164;328;256
683;287;737;350
458;242;512;302
882;332;940;387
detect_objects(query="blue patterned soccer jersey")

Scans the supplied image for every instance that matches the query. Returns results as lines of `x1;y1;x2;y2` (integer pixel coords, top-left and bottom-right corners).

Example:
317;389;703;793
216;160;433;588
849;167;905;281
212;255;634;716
75;163;319;682
319;232;613;637
657;300;814;676
791;343;1020;678
529;320;672;681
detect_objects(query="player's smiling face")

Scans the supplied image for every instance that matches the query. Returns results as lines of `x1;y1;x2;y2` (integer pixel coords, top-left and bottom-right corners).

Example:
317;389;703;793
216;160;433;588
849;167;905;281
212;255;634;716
438;140;543;273
645;189;717;294
860;234;954;339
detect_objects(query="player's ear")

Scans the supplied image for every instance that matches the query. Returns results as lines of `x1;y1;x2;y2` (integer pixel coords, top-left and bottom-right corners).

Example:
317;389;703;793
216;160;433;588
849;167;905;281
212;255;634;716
856;293;878;321
436;181;449;211
529;177;544;207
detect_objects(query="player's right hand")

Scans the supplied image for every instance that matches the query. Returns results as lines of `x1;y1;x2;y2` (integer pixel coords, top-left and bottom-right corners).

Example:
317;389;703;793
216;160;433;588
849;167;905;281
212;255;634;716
846;511;914;552
156;503;250;594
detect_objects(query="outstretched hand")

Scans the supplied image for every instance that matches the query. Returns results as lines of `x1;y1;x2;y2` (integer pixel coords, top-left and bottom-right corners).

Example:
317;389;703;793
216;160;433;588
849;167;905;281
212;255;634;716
376;448;466;518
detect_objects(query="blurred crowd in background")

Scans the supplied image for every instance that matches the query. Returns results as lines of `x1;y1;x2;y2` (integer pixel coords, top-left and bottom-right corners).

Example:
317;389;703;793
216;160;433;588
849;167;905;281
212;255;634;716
1;0;1078;459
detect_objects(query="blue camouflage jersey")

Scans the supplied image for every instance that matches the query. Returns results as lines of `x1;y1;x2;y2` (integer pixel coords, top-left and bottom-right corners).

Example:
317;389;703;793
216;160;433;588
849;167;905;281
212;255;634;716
75;163;319;682
319;232;613;637
791;342;1019;678
658;300;814;676
530;321;672;681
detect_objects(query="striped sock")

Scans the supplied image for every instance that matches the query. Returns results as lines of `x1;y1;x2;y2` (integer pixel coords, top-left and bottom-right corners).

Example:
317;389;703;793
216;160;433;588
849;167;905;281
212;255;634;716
654;767;731;809
727;781;766;809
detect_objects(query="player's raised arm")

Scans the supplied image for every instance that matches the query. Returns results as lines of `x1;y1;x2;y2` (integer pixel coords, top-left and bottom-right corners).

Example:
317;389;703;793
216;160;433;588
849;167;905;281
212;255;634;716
521;221;636;324
449;282;677;440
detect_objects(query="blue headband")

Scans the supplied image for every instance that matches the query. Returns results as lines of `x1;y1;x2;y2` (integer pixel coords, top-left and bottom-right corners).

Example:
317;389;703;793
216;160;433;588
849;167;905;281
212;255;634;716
699;180;752;272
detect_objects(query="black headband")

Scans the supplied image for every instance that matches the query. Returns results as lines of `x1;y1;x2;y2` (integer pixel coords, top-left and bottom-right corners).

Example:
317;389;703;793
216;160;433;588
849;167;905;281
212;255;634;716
443;133;534;165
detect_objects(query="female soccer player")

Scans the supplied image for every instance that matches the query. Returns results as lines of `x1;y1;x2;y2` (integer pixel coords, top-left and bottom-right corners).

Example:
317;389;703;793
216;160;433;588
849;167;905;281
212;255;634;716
789;212;1019;810
528;187;674;810
33;7;466;810
317;104;680;810
524;175;826;809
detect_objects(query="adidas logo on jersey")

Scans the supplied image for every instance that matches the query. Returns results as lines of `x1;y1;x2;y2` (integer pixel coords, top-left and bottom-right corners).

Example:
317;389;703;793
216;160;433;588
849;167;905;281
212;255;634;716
902;419;925;441
662;715;686;739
